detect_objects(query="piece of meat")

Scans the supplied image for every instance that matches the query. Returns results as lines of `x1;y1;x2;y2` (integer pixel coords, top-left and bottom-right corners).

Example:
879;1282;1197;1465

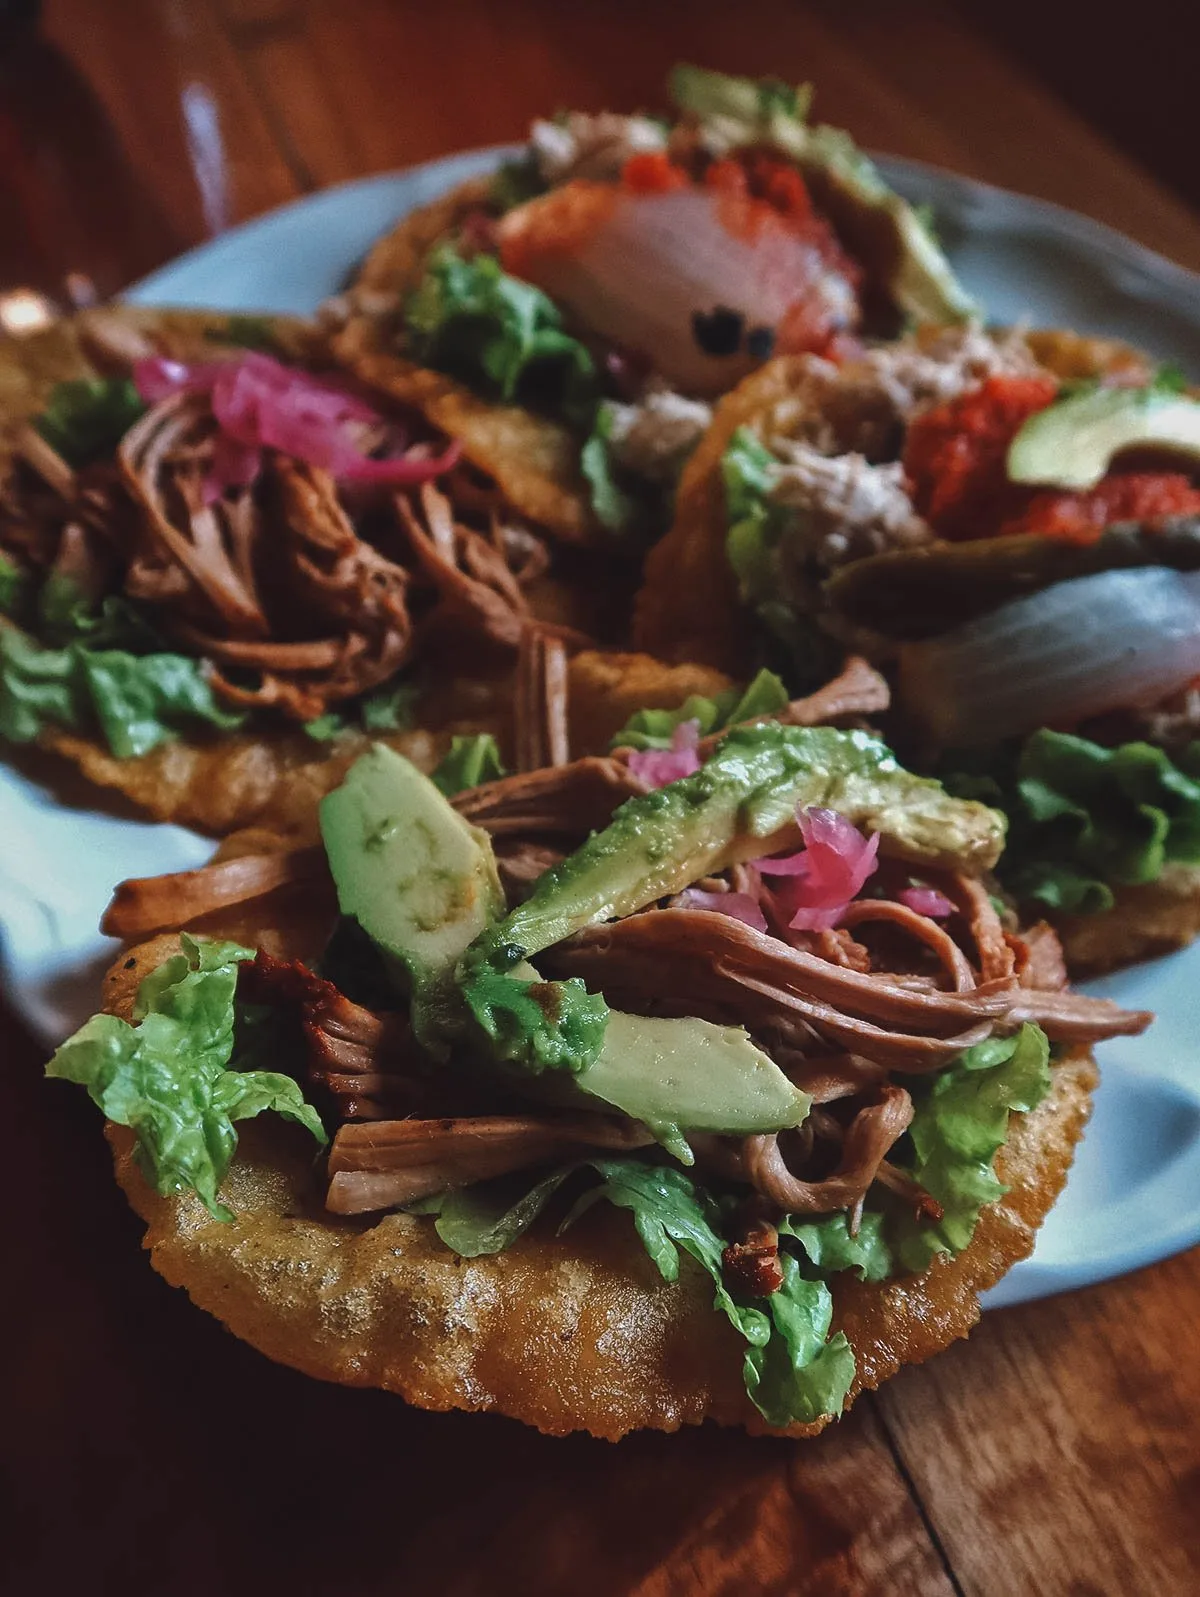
738;1085;914;1215
604;390;713;483
326;1114;655;1213
101;846;328;939
515;625;569;772
453;756;648;836
766;442;932;572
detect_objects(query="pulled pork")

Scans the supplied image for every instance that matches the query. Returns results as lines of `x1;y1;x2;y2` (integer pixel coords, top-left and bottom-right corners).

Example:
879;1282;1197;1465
5;386;579;725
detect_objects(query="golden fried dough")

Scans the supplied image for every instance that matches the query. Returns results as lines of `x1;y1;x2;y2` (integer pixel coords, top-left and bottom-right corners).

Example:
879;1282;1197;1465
352;177;493;300
567;649;734;755
101;931;1095;1440
1055;866;1200;977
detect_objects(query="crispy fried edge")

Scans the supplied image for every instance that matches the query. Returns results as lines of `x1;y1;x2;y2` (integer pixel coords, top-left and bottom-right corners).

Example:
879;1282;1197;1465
98;930;1096;1440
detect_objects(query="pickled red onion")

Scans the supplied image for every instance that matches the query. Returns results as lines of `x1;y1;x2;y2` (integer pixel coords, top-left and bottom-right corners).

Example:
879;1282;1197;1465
626;719;702;788
897;885;955;919
132;352;461;501
677;888;768;932
754;806;879;931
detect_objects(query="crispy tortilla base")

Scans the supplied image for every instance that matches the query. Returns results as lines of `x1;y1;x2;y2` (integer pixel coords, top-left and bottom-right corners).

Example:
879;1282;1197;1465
335;179;600;545
567;649;734;755
100;928;1096;1441
333;327;599;546
631;328;1157;674
1056;865;1200;977
352;177;494;299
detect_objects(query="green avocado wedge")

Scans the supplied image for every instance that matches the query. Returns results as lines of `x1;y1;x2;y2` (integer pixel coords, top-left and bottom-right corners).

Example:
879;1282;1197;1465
468;723;1005;973
1008;383;1200;491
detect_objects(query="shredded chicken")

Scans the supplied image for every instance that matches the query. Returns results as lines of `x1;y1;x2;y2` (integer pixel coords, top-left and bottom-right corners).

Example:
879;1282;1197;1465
101;846;328;940
767;443;933;571
452;756;647;836
5;385;567;725
838;899;976;992
604;391;714;484
326;1114;655;1213
515;625;569;772
239;952;418;1122
530;111;667;185
546;911;1150;1064
739;1086;915;1215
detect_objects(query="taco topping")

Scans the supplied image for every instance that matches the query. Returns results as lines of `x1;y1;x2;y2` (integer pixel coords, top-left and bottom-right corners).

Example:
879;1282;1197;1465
61;708;1148;1429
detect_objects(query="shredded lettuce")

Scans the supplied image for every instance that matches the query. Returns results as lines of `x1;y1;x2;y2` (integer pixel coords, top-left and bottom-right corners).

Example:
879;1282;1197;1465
405;245;598;424
409;1166;574;1256
779;1209;892;1282
581;402;639;534
0;552;29;616
610;667;789;751
563;1158;854;1427
303;680;421;743
944;730;1200;914
889;1024;1051;1273
35;376;146;467
46;936;326;1222
431;732;507;796
488;152;547;213
722;427;840;691
459;963;609;1075
0;621;246;755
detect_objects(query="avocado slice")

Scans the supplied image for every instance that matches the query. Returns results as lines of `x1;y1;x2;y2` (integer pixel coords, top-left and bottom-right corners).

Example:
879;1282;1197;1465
1008;384;1200;491
668;64;977;326
319;746;503;1039
579;1010;810;1153
469;723;1004;971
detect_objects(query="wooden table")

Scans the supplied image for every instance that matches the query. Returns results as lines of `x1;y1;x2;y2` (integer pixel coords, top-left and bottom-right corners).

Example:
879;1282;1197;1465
5;4;1200;1592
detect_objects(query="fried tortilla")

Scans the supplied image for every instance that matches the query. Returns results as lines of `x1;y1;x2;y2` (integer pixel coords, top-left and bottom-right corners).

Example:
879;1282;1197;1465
100;920;1096;1441
632;326;1155;674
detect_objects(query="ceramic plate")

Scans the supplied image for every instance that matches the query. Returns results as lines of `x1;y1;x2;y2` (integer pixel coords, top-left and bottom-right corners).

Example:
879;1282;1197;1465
5;148;1200;1309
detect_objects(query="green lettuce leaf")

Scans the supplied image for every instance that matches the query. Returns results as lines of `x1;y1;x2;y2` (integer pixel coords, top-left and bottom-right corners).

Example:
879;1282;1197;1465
0;622;246;755
944;730;1200;914
721;427;838;692
410;1166;575;1256
563;1158;854;1427
581;402;639;534
0;553;30;617
610;666;789;751
890;1024;1051;1273
303;679;421;742
431;732;507;796
35;377;146;467
460;963;609;1074
205;314;280;352
405;245;598;424
36;576;162;650
45;936;326;1222
488;152;547;213
779;1209;892;1282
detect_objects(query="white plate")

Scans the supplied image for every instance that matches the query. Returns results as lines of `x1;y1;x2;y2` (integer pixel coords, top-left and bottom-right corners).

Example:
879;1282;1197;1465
5;149;1200;1308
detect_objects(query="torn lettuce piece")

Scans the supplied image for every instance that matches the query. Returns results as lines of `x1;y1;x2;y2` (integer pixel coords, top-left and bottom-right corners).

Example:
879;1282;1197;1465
610;667;788;751
431;732;508;797
303;679;421;742
890;1023;1051;1274
409;1166;575;1256
79;648;247;758
35;376;146;467
563;1158;854;1427
722;427;840;692
0;553;30;617
405;244;598;424
943;731;1200;915
581;402;639;534
779;1209;892;1283
460;963;609;1075
45;936;326;1222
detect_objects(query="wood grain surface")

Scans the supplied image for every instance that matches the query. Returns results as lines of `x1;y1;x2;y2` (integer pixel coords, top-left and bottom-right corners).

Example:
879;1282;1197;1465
5;4;1200;1593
